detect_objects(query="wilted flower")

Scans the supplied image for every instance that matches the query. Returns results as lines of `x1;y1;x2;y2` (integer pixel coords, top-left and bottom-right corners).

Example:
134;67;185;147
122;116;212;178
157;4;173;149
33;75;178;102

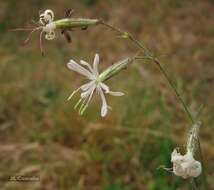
169;121;203;179
171;149;202;179
67;54;132;117
39;9;55;25
11;9;101;54
39;9;56;40
11;9;57;54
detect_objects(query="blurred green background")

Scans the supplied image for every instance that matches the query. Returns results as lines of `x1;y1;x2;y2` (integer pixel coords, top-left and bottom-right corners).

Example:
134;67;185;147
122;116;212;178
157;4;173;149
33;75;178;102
0;0;213;189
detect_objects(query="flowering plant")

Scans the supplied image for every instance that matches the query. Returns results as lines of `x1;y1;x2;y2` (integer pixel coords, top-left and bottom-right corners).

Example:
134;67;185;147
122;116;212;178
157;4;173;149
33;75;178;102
11;8;207;189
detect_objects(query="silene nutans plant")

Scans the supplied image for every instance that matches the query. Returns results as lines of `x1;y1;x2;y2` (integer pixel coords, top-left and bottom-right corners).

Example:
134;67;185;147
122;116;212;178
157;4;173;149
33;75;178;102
12;8;208;189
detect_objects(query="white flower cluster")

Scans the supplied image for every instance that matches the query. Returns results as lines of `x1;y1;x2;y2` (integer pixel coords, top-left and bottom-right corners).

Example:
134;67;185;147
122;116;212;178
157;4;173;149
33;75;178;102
39;9;56;40
171;149;202;179
67;54;124;117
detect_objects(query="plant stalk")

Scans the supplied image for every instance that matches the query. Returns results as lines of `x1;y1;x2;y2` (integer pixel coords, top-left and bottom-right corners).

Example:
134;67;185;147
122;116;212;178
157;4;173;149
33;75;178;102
101;21;208;190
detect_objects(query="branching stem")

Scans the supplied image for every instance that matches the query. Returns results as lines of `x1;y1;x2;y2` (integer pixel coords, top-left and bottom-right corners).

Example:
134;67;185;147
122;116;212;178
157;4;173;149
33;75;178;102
101;21;193;124
101;21;208;190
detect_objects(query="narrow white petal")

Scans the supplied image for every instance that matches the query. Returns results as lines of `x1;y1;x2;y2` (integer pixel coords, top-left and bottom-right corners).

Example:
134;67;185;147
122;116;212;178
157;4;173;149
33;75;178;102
98;87;108;117
108;91;125;96
86;85;96;105
100;83;110;93
81;84;96;99
67;60;94;80
93;54;100;76
80;81;95;91
189;161;202;178
81;89;92;99
80;60;95;74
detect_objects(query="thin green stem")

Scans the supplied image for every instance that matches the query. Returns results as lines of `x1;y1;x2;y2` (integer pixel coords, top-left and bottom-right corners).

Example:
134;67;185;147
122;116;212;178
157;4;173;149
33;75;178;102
101;21;208;190
197;137;208;190
191;178;198;190
101;21;194;124
101;21;151;55
153;58;195;124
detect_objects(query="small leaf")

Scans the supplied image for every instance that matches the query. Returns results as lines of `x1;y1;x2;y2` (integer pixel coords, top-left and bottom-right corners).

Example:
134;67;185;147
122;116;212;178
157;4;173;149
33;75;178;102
120;32;129;39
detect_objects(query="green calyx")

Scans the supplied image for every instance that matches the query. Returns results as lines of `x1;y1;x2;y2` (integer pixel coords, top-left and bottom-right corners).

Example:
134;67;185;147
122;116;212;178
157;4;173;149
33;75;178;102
54;18;100;29
97;58;133;83
186;121;202;155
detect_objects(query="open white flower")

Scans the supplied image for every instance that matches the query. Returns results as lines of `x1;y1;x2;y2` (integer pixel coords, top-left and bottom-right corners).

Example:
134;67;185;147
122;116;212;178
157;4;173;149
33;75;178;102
171;149;202;179
67;54;125;117
39;9;56;40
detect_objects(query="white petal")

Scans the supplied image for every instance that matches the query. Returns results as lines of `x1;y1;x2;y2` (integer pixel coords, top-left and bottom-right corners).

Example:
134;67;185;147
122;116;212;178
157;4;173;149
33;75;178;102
171;149;183;162
99;83;124;96
173;163;185;177
45;31;55;40
86;85;96;105
181;160;194;170
100;83;110;93
81;84;96;99
98;87;108;117
108;91;125;96
80;81;95;91
39;14;46;25
67;60;95;80
81;88;92;99
80;60;95;74
189;161;202;178
44;9;54;22
93;54;99;76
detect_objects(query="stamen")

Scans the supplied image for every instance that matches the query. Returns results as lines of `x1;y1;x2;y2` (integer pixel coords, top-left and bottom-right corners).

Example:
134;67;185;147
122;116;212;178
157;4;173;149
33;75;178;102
79;86;95;115
79;105;85;115
74;98;83;110
67;87;81;101
23;27;41;45
79;98;88;114
80;105;88;115
157;165;173;172
30;20;41;27
9;28;36;32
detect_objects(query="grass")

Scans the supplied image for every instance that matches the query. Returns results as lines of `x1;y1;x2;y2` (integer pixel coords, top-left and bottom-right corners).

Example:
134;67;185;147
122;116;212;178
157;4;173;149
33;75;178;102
0;0;214;189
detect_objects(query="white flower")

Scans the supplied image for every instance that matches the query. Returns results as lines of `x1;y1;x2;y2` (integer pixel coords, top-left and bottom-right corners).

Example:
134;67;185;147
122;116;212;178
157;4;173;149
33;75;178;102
39;9;56;40
39;9;54;25
171;149;202;179
67;54;124;117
